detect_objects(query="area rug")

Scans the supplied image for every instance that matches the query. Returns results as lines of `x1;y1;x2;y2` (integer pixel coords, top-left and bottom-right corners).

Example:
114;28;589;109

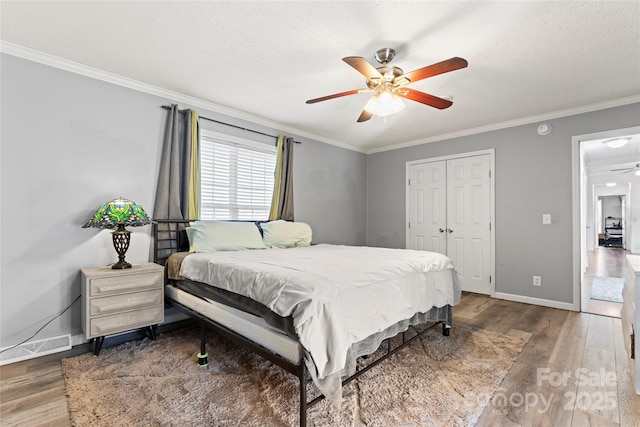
62;325;527;427
590;276;625;303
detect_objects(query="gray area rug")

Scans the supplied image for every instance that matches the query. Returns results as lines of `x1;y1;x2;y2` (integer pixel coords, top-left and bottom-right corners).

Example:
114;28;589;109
63;325;527;426
590;276;624;303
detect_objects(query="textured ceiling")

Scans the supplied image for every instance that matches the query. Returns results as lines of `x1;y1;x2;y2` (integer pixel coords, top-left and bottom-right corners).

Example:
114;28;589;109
1;1;639;154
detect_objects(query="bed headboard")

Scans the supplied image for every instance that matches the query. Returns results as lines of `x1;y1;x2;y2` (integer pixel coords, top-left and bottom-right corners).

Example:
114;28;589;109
152;219;192;266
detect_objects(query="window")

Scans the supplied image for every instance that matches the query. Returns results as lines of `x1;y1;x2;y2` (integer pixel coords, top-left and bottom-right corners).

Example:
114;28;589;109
199;130;276;221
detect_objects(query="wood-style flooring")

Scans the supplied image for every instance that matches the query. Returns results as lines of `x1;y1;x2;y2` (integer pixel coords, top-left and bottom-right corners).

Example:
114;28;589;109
458;294;639;426
2;294;639;426
582;246;629;318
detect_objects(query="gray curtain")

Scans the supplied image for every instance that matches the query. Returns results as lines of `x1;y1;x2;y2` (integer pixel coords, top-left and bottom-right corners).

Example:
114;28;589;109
276;137;295;221
153;104;198;221
152;105;198;261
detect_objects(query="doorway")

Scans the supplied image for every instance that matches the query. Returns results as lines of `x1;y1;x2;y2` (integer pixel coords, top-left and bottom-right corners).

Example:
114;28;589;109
406;149;495;295
572;126;638;315
598;195;625;248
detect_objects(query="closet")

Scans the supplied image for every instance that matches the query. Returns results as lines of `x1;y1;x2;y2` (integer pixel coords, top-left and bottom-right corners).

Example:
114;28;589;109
407;151;494;295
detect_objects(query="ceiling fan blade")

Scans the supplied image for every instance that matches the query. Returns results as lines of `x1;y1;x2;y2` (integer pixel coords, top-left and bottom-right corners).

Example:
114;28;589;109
343;56;383;80
399;57;468;84
397;88;453;109
357;110;373;122
306;89;366;104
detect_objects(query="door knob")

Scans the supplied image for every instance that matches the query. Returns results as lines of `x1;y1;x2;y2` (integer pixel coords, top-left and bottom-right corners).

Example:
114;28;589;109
439;228;445;233
447;228;454;233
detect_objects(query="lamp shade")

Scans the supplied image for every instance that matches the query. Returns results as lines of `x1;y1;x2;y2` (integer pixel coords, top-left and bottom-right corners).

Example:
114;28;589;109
364;91;405;117
83;197;154;229
83;198;154;269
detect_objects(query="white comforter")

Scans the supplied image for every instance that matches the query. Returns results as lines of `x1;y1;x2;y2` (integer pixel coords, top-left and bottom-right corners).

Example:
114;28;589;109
179;244;460;380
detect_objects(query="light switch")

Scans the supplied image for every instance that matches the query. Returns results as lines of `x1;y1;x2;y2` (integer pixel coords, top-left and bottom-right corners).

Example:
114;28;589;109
542;214;551;225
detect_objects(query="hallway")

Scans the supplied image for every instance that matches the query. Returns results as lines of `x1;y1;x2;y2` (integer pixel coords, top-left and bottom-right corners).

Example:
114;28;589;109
581;246;629;317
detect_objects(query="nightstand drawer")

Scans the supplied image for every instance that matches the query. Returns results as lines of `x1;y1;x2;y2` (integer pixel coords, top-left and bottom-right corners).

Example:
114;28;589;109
89;271;163;297
89;305;164;338
89;289;163;316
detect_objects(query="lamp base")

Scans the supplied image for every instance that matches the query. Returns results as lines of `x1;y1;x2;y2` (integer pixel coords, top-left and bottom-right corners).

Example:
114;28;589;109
111;226;132;269
111;260;132;269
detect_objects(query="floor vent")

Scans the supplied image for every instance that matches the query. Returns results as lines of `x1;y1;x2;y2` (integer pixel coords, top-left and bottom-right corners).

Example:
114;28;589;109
0;335;71;366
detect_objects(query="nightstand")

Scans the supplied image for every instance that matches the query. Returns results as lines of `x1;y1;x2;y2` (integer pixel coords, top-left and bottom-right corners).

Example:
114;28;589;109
81;262;164;355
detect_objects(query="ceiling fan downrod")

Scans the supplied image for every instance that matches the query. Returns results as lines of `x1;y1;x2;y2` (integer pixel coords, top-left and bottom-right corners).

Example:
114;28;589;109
374;48;396;65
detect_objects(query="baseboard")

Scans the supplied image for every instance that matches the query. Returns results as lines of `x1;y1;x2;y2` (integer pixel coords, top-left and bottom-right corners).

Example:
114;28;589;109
494;292;577;311
71;333;86;347
1;317;196;366
79;318;196;353
0;334;71;366
163;307;190;324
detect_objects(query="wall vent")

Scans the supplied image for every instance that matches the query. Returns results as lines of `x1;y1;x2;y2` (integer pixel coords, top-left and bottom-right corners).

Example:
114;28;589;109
0;334;71;366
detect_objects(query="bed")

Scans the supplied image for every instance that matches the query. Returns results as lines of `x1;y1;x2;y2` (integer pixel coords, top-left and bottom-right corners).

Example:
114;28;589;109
152;219;461;426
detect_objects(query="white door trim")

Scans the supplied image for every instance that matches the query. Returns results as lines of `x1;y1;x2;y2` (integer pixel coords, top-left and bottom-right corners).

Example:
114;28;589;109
571;125;640;312
406;149;496;296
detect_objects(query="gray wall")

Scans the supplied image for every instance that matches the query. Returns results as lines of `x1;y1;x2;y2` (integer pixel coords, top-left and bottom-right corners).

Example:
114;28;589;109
367;103;640;304
2;50;637;351
0;53;366;348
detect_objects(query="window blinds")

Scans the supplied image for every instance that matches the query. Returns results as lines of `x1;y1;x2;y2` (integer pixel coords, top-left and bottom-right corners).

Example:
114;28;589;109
200;133;276;221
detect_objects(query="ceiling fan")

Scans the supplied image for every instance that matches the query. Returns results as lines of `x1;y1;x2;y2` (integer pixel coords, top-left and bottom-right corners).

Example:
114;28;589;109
306;48;468;122
610;163;640;174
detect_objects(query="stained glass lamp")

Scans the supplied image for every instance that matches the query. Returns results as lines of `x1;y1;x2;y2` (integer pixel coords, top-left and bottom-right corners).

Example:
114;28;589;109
83;197;155;269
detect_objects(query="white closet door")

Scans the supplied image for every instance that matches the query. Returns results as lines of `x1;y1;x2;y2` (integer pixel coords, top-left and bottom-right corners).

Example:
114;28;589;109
446;155;491;294
408;161;447;254
407;153;492;295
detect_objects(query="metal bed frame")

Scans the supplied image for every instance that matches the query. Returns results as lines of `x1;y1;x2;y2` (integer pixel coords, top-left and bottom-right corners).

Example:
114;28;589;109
152;219;451;427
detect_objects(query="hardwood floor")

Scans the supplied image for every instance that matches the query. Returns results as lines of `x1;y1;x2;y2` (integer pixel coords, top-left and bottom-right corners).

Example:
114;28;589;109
582;246;629;318
1;295;639;426
460;293;640;427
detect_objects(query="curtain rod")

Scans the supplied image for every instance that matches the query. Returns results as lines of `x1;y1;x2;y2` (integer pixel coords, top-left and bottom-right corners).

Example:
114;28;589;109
161;105;301;144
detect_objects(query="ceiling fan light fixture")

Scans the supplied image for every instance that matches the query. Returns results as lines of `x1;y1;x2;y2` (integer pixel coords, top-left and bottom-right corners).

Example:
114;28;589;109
306;50;467;122
603;137;630;148
364;91;405;117
635;170;640;176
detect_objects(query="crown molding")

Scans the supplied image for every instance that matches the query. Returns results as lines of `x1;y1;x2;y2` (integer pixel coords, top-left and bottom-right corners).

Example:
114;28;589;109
0;42;365;154
366;94;640;154
2;41;637;156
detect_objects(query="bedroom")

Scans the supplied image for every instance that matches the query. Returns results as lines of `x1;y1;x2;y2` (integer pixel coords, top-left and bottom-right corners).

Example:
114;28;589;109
1;1;640;426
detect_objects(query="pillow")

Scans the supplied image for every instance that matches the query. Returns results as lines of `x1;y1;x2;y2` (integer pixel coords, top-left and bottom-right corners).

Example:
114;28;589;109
261;220;312;248
188;221;266;252
185;227;195;252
